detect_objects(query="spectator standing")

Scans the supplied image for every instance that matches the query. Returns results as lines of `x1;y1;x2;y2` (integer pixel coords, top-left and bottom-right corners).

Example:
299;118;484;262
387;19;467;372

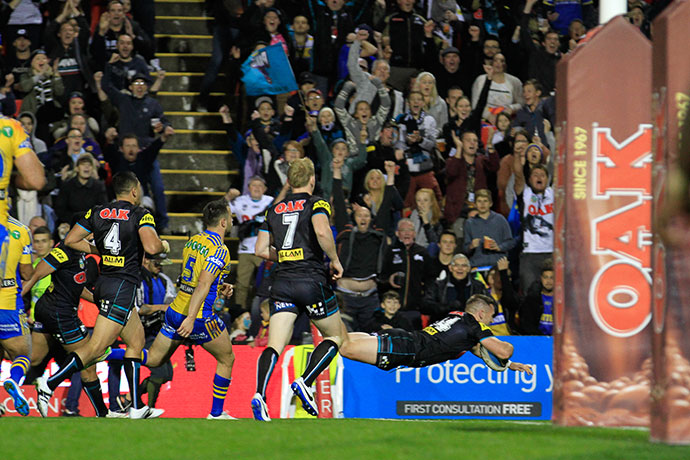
225;177;275;312
423;253;487;321
102;33;151;92
380;218;428;329
409;188;443;251
520;0;562;94
513;157;554;294
471;53;524;124
485;257;519;336
54;153;107;225
333;160;396;331
444;130;499;240
463;189;515;269
518;260;554;335
6;29;33;98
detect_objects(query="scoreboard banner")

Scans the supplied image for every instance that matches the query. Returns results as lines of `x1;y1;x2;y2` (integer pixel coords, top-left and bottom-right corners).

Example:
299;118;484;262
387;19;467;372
553;16;652;427
342;336;553;420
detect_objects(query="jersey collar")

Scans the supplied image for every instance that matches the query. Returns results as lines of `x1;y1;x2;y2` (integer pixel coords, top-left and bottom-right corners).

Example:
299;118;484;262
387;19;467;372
204;229;221;239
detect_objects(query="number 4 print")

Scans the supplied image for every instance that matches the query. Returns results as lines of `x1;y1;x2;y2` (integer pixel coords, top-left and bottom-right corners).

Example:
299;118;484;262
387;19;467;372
104;223;121;255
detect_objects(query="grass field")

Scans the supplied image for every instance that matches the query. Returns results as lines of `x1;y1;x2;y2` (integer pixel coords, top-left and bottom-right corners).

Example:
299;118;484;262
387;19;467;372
1;419;689;460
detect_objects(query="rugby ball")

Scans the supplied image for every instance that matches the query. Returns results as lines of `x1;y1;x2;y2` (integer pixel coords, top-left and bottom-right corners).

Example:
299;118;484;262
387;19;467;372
479;344;509;371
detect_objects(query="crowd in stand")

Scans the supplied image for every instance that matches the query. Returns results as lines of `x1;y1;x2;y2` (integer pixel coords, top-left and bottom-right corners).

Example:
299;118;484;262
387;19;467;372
0;0;670;346
1;0;172;234
212;0;669;341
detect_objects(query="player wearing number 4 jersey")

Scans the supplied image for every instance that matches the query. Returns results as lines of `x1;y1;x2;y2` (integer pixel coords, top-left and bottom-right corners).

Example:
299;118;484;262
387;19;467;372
106;199;238;420
34;172;169;419
252;158;349;421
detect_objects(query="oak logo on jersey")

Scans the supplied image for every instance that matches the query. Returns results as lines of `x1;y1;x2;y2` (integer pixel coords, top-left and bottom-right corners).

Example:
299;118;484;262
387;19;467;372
278;248;304;262
103;255;125;267
50;248;69;264
275;199;306;214
99;208;130;220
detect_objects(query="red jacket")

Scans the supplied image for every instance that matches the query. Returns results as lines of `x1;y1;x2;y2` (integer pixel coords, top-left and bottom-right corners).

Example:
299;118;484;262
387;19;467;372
444;151;499;223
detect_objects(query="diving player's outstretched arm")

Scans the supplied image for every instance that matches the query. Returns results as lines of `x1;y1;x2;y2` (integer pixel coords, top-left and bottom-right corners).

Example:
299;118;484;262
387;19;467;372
312;212;343;280
473;339;534;375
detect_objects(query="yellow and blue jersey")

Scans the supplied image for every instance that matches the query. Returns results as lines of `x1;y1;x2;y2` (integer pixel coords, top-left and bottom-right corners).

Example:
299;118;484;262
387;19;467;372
170;230;230;318
0;117;35;227
0;217;32;310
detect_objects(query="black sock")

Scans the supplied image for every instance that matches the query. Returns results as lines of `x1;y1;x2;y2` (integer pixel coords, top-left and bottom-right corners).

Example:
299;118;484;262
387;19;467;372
47;352;84;391
302;340;339;387
82;379;108;417
123;357;144;409
256;347;279;397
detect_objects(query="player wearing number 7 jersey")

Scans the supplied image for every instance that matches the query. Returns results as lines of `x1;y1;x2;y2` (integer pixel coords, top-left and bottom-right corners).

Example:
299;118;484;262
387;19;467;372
34;172;169;419
251;158;349;421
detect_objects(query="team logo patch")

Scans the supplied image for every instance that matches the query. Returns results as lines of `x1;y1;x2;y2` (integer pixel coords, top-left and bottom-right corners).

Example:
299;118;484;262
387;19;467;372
1;126;13;137
50;248;69;264
10;230;20;239
103;255;125;267
313;200;332;215
423;326;438;335
278;248;304;262
139;213;155;226
85;209;92;219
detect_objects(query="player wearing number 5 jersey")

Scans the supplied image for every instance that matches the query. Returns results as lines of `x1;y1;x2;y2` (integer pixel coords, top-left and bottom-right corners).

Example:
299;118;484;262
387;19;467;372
109;199;238;419
251;158;349;421
35;172;169;419
0;217;33;416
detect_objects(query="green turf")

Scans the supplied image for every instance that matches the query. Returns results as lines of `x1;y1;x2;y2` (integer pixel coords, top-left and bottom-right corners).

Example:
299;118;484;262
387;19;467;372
1;419;688;460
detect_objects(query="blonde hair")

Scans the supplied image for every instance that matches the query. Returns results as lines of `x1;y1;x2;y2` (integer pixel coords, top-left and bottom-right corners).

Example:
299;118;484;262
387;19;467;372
287;157;315;188
283;140;305;158
475;188;492;204
414;72;440;111
415;188;441;225
364;168;385;211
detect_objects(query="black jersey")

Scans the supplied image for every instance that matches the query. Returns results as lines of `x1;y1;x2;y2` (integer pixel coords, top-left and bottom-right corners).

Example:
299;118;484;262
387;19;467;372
262;193;331;278
77;201;155;284
39;242;97;309
412;312;494;367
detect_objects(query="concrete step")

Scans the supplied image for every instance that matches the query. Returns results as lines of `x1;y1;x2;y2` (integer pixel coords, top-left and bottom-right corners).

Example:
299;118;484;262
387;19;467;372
156;34;213;54
156;91;226;111
156;53;212;73
153;0;206;17
156;16;213;35
161;169;236;193
165;190;227;215
154;73;228;93
166;112;224;131
163;129;227;149
158;149;236;170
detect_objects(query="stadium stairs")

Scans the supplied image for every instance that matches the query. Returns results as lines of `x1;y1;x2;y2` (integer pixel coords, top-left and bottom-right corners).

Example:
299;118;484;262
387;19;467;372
153;0;239;269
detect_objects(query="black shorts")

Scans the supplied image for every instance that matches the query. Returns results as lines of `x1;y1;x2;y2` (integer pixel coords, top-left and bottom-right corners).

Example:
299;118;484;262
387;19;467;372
375;328;419;371
34;300;88;346
269;277;339;320
94;277;138;326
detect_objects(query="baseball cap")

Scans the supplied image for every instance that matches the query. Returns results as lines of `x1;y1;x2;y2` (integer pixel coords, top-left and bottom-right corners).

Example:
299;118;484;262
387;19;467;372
129;72;151;84
16;29;30;40
441;46;460;57
255;96;274;109
299;71;316;85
